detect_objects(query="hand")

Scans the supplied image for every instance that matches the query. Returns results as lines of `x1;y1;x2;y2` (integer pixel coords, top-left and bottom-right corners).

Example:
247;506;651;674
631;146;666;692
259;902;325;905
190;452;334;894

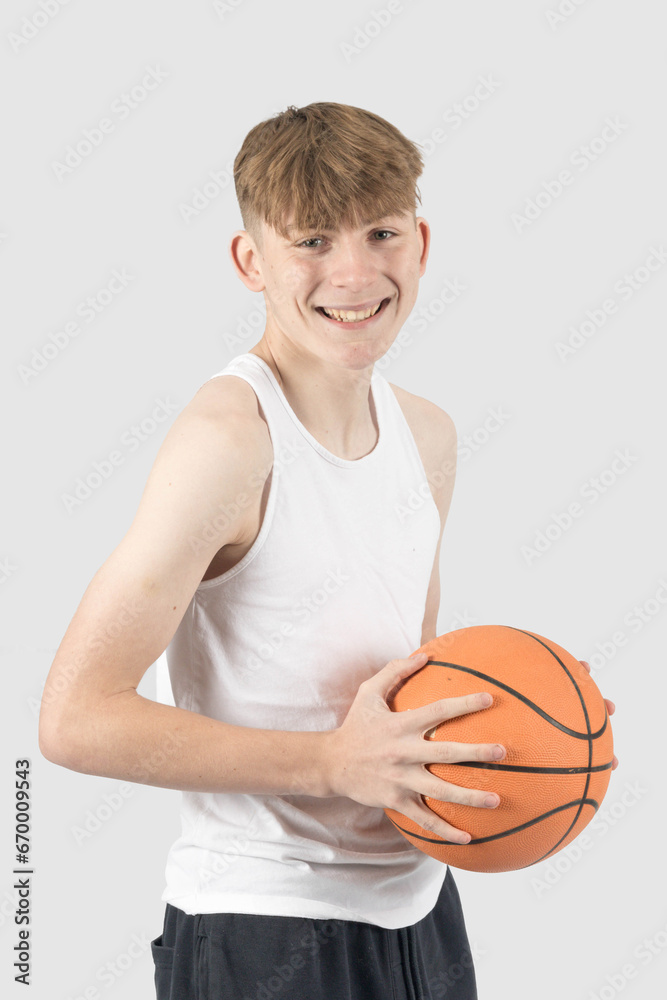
579;660;618;770
325;652;506;845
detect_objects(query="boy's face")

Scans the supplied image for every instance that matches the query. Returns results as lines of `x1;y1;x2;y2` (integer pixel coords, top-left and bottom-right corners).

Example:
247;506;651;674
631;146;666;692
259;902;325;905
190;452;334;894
230;209;430;371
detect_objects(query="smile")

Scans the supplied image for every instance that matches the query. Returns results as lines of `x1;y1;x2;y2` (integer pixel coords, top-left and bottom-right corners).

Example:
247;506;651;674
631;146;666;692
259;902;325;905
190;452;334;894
316;298;389;325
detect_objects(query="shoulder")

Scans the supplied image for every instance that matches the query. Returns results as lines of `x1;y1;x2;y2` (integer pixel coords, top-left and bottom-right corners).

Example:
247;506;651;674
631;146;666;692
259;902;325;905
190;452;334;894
184;372;273;463
191;371;269;425
386;380;456;457
133;371;274;549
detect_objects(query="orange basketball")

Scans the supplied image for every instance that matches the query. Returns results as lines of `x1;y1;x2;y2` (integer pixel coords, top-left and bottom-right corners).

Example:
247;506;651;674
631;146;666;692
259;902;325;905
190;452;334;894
384;625;614;873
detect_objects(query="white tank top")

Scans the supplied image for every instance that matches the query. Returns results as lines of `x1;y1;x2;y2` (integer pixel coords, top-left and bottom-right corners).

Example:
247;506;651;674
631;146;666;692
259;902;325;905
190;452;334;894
160;352;447;928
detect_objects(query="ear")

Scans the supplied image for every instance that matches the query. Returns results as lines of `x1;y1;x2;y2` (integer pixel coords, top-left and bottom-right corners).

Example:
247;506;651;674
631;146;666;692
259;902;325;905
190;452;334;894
228;230;266;292
415;217;431;277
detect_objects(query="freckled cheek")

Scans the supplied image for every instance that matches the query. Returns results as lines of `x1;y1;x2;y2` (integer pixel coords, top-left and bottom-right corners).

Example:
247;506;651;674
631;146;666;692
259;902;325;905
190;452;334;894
393;266;420;311
404;251;422;275
264;269;295;310
278;265;318;312
399;260;422;292
381;247;417;280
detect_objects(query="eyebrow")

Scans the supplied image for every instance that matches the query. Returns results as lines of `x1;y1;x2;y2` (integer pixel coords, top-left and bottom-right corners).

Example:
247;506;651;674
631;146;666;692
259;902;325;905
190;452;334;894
284;216;398;234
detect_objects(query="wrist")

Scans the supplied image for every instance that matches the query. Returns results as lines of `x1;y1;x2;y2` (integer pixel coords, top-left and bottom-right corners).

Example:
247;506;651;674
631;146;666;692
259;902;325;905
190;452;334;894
313;729;340;798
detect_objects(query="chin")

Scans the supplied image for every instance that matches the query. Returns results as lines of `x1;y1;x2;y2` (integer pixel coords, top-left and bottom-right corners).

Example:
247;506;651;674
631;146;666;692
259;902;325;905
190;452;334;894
327;341;391;371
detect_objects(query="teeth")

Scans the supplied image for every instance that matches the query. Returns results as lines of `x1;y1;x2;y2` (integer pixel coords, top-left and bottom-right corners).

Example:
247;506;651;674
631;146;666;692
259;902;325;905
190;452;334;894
321;301;383;322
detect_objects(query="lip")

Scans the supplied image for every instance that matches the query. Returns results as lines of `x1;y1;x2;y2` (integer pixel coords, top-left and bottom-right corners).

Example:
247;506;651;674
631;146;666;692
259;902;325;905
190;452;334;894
319;297;386;312
316;297;390;328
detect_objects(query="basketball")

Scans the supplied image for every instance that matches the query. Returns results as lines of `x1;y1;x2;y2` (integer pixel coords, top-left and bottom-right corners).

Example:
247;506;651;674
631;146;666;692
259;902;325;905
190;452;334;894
384;625;614;873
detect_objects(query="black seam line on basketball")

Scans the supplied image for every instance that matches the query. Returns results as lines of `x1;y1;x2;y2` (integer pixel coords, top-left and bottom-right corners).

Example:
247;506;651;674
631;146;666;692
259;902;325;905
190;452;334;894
503;626;594;741
500;627;595;860
426;660;608;740
535;775;592;865
387;798;600;846
443;761;614;774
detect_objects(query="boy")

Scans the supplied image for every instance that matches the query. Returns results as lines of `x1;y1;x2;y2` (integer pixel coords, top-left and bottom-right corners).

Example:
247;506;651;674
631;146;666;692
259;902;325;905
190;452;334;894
39;102;615;999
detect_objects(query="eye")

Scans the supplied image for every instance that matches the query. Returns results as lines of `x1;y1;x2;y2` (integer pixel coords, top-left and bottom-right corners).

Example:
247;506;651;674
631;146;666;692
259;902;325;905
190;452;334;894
372;230;396;241
297;237;325;248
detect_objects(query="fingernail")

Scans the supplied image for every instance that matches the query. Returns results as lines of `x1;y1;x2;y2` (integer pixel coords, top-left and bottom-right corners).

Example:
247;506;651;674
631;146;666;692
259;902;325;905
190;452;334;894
492;745;504;760
460;833;471;844
410;652;427;660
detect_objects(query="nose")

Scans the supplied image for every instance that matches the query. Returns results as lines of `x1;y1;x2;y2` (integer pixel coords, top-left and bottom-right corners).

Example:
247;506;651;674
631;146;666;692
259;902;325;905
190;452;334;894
327;238;380;293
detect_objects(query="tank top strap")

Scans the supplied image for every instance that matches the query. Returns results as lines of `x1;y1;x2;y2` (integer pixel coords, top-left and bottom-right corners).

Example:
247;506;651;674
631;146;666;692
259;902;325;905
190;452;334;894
206;353;298;461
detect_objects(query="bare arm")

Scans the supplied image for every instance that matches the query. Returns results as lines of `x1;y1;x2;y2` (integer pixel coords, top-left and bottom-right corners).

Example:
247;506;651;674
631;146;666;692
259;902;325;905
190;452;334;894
38;377;332;798
417;405;457;646
40;381;506;841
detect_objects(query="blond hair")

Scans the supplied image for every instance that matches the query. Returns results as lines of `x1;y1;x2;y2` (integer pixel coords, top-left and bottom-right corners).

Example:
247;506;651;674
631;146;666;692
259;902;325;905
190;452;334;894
233;102;424;247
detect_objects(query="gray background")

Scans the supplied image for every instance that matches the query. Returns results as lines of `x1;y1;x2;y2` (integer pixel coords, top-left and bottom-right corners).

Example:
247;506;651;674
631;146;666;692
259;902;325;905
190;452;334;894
2;0;665;997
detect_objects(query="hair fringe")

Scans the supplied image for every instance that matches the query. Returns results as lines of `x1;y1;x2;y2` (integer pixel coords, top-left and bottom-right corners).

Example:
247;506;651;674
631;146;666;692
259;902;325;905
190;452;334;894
233;102;424;246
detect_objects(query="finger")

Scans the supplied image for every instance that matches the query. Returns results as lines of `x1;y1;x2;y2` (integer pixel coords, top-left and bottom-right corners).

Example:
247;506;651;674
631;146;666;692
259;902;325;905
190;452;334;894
396;797;474;845
417;774;501;811
380;652;430;701
612;755;619;770
580;661;615;716
419;738;506;766
407;690;496;730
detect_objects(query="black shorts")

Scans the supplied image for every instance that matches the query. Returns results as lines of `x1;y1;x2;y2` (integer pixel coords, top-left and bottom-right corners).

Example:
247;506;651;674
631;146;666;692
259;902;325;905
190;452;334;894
150;866;478;999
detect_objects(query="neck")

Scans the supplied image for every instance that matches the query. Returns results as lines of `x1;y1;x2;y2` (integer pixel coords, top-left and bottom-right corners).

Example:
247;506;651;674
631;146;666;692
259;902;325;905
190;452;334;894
247;339;378;461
